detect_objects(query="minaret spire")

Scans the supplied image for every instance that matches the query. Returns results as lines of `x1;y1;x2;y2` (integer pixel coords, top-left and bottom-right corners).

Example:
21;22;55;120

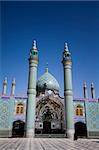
64;42;69;52
32;40;37;50
83;82;88;98
3;77;7;95
30;40;38;58
63;42;71;60
91;82;95;98
11;78;16;96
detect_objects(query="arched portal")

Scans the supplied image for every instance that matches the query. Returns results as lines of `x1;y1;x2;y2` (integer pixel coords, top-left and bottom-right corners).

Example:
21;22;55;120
35;97;64;135
42;106;52;134
75;122;87;138
12;120;25;137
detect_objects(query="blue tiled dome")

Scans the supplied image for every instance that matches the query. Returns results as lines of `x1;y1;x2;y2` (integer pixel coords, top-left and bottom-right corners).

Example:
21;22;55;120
37;68;60;92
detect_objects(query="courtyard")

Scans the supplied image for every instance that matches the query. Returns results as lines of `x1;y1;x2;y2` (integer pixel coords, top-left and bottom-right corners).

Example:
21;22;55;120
0;138;99;150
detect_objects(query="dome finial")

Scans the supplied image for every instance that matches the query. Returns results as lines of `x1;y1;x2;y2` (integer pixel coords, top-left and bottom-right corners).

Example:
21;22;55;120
32;40;37;50
45;62;48;73
64;42;69;52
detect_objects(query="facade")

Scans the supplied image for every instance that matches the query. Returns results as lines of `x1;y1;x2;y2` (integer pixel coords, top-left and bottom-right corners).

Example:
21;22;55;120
0;41;99;138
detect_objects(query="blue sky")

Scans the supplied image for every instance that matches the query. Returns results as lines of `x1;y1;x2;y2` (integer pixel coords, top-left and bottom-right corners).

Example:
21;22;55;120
1;1;99;98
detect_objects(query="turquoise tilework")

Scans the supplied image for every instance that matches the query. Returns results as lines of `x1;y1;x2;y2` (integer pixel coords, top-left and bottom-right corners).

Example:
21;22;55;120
0;98;14;129
85;101;99;130
96;103;99;129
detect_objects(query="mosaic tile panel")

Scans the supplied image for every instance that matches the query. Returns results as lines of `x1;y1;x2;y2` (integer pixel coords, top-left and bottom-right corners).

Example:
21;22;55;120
85;101;99;130
0;98;14;129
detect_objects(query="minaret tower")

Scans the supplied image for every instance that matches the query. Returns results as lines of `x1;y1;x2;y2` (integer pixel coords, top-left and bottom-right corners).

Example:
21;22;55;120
26;40;38;138
11;78;16;96
91;82;95;98
83;82;88;98
62;43;74;139
3;77;7;95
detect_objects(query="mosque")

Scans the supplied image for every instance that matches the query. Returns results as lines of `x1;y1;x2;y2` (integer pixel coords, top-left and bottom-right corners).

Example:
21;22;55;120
0;40;99;139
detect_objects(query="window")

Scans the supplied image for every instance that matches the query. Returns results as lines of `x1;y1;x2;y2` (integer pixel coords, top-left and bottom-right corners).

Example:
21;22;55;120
53;124;55;128
33;51;37;55
16;106;19;114
40;124;42;127
33;51;36;55
75;105;83;116
16;103;24;114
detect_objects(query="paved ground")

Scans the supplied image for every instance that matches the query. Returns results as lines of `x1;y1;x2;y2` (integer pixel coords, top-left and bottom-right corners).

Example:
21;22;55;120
0;138;99;150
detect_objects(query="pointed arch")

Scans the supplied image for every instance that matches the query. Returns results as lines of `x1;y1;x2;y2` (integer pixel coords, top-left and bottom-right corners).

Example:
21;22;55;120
75;104;83;116
12;120;25;137
16;103;24;114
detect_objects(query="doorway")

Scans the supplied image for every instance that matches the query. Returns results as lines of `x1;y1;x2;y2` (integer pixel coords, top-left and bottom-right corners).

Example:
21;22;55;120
43;121;51;134
12;120;25;137
75;122;87;138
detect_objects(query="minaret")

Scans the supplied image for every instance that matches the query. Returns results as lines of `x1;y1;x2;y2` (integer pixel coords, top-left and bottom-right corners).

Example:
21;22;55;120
11;78;16;96
91;82;95;98
3;77;7;95
26;40;38;138
62;43;74;139
83;82;88;98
